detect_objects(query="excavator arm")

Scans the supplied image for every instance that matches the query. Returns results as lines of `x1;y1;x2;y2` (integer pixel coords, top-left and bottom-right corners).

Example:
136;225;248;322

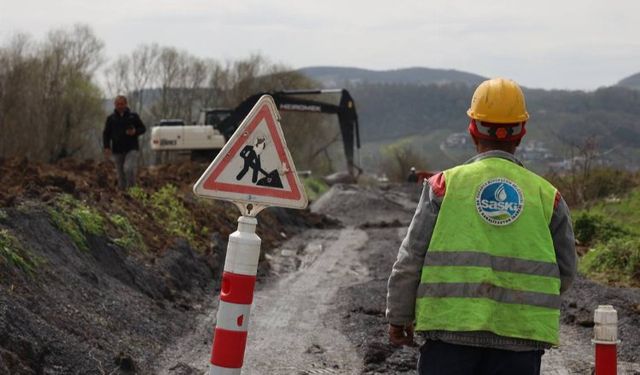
217;89;361;176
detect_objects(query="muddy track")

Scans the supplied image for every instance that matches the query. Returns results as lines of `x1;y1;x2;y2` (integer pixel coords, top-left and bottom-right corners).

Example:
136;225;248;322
155;184;640;375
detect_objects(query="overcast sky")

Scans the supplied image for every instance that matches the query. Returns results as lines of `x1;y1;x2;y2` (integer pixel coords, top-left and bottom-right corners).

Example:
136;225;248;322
1;0;639;91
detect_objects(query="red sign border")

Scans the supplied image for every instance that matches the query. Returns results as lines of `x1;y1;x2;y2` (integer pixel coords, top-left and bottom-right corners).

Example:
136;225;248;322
201;104;302;201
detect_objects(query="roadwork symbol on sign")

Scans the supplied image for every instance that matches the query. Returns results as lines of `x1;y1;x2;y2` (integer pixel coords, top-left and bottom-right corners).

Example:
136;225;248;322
193;95;308;211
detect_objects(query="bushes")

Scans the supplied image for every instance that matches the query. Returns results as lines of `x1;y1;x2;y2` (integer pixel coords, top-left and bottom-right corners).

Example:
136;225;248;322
573;212;631;245
574;193;640;286
548;168;638;207
580;237;640;285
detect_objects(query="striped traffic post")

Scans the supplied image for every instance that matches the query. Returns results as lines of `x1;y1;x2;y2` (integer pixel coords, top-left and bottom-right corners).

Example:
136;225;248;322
192;95;309;373
210;216;261;375
593;305;619;375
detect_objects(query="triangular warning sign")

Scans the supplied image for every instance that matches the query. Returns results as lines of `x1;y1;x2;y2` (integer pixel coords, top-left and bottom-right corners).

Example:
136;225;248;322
193;95;308;211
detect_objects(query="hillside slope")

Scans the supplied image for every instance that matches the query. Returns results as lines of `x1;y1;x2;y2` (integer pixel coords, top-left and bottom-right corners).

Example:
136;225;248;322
298;66;486;87
618;72;640;90
0;158;331;374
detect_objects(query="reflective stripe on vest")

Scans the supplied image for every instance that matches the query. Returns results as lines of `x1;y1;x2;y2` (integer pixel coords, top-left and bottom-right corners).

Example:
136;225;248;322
415;157;560;345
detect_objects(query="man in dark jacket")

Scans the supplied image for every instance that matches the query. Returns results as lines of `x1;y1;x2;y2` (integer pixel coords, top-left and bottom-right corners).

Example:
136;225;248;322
103;95;146;190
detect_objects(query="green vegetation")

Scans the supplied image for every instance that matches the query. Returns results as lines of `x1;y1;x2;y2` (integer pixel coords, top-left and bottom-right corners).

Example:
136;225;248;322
131;184;197;245
0;228;39;275
573;212;631;245
580;237;640;285
109;214;146;252
48;194;105;251
303;177;329;202
548;168;638;207
575;188;640;286
128;186;149;204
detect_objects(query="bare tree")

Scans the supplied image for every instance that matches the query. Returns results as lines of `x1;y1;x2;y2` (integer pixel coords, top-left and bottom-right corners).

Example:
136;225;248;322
0;24;105;161
380;140;426;182
129;44;159;114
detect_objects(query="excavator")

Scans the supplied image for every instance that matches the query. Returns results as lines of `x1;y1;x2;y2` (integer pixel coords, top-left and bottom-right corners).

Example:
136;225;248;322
150;89;361;180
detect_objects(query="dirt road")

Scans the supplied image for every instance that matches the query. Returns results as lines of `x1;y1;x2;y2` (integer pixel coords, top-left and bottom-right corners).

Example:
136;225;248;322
156;184;640;375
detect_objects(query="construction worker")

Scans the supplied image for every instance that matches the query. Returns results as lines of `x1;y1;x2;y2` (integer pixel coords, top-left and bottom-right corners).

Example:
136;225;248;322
103;95;146;190
386;78;576;375
407;167;419;183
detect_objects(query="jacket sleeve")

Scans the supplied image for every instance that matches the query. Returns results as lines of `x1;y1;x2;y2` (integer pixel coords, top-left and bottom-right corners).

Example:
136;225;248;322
386;181;441;325
133;113;146;136
103;117;111;149
550;194;577;294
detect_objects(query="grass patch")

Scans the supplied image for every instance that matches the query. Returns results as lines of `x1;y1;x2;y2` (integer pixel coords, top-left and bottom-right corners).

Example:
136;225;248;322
131;184;197;246
580;237;640;286
0;228;40;275
128;186;149;204
48;194;105;251
574;188;640;286
583;189;640;229
573;212;631;245
109;214;147;252
303;177;329;202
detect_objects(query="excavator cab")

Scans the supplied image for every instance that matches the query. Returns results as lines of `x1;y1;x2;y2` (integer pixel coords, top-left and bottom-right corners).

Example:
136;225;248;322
198;108;234;129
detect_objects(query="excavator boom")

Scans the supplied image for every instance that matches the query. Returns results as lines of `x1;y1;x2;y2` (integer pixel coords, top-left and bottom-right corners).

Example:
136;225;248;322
217;89;360;176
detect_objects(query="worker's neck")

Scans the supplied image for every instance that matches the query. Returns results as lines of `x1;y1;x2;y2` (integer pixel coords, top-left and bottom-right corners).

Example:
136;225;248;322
477;146;515;154
472;136;518;155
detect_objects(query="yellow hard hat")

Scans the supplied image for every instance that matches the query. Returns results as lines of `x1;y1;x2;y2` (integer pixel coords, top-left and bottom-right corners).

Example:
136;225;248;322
467;78;529;124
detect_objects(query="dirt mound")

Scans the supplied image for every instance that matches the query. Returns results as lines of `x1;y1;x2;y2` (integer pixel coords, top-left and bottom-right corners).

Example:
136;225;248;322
311;183;421;227
0;207;215;374
0;157;334;374
562;276;640;363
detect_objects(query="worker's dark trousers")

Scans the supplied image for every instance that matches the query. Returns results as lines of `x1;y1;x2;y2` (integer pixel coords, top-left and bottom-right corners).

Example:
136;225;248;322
418;340;543;375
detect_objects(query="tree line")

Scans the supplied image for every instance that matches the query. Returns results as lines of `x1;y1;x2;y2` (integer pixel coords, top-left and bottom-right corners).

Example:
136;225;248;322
0;24;340;173
0;25;104;162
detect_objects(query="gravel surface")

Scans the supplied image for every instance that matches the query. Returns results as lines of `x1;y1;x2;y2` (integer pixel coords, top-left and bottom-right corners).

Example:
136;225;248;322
154;183;640;374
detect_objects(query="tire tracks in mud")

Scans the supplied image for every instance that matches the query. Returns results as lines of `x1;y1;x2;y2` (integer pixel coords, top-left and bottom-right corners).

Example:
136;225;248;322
154;227;370;374
154;184;640;375
244;228;369;374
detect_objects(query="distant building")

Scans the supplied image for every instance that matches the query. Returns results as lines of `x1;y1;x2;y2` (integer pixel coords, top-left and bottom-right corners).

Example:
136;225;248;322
548;155;612;171
519;140;553;161
444;132;469;148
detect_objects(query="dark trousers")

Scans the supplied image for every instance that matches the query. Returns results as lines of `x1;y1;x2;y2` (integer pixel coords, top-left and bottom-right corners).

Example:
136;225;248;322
418;340;543;375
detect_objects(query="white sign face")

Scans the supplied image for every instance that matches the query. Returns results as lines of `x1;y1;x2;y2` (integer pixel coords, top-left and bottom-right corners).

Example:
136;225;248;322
193;95;308;210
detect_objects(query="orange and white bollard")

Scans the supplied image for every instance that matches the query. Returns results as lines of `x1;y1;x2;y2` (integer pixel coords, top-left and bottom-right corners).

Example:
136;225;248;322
210;216;261;375
593;305;619;375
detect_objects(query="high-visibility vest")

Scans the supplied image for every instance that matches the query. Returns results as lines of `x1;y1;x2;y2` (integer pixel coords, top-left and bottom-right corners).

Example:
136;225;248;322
415;157;561;345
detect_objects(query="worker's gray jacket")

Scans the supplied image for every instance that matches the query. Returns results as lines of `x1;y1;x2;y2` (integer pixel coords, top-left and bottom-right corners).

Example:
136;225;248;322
386;150;577;351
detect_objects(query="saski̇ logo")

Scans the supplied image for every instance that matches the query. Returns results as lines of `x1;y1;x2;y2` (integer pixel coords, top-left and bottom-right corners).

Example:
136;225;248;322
475;178;524;226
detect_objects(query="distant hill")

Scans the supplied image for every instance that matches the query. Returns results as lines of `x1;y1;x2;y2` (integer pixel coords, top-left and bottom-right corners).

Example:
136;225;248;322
335;80;640;171
618;72;640;90
298;66;486;88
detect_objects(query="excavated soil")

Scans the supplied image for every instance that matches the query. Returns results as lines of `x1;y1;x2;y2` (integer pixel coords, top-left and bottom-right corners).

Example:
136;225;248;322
315;184;640;374
1;161;639;374
0;158;335;374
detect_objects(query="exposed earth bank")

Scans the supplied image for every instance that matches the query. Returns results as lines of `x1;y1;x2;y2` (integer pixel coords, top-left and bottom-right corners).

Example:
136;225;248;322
2;164;639;374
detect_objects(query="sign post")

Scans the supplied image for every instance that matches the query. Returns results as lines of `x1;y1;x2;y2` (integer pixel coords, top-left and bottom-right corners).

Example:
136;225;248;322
593;305;619;375
193;95;308;374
